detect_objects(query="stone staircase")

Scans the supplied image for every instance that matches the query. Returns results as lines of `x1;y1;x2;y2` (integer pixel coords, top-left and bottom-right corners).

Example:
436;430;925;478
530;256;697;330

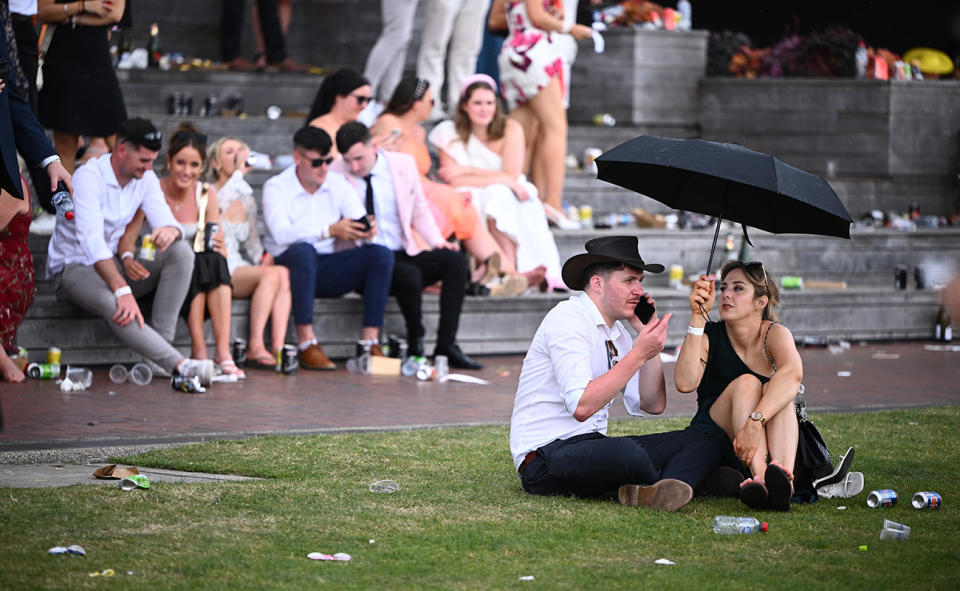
19;17;960;363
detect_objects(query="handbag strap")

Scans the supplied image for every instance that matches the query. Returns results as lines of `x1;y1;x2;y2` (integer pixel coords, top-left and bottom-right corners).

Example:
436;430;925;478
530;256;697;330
762;321;780;372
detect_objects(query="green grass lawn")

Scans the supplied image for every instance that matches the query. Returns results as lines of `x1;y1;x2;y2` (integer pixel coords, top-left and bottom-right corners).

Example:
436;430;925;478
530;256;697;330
2;407;959;590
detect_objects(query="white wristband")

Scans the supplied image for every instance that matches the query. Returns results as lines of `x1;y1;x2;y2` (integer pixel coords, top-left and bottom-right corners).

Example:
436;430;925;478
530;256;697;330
114;286;132;299
120;251;134;260
687;325;704;336
561;23;572;34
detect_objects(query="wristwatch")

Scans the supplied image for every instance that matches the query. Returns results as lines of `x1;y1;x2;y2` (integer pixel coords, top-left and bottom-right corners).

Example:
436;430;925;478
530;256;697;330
749;411;766;425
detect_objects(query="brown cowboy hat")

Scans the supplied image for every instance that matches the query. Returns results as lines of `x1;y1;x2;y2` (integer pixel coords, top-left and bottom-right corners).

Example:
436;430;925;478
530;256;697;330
561;235;664;291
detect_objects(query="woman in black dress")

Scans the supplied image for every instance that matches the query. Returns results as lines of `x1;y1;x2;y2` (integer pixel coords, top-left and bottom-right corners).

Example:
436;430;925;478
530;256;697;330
674;261;802;511
38;0;127;172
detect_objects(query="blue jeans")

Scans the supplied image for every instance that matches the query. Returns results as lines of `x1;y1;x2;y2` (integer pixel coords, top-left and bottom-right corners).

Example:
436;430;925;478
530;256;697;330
275;242;394;328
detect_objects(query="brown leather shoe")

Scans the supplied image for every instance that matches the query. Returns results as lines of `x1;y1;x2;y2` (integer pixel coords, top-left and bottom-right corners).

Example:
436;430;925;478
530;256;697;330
369;344;385;357
228;57;259;71
266;57;309;73
299;344;335;370
618;478;693;511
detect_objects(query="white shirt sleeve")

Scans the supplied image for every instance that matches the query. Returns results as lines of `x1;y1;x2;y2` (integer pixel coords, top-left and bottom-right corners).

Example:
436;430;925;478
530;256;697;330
73;165;113;265
545;318;596;416
262;174;300;251
139;172;183;238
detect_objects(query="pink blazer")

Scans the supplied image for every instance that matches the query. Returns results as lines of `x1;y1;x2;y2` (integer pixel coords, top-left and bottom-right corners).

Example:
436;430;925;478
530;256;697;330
332;150;446;257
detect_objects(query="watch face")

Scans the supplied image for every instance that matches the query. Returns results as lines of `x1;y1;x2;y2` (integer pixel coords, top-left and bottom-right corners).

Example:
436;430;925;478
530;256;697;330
750;411;763;421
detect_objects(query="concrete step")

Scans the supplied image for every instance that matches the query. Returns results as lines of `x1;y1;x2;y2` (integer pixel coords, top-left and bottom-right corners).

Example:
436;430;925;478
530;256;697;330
30;228;960;296
17;286;946;367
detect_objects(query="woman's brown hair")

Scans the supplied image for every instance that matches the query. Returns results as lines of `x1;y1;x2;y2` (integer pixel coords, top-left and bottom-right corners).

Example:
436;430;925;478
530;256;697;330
453;81;506;144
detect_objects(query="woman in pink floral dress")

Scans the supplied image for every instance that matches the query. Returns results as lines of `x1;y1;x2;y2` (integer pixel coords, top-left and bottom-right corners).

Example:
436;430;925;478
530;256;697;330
498;0;591;226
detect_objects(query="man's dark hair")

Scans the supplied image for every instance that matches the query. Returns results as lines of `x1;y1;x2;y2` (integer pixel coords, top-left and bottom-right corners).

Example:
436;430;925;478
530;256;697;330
581;261;627;289
293;126;332;154
336;121;372;155
116;117;163;151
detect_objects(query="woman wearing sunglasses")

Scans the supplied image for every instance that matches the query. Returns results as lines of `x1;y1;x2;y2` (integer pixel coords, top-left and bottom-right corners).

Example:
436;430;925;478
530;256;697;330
119;123;244;378
305;68;374;158
674;260;802;511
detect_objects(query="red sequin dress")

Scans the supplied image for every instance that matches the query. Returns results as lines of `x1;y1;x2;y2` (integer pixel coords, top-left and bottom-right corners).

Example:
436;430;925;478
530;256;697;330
0;210;34;353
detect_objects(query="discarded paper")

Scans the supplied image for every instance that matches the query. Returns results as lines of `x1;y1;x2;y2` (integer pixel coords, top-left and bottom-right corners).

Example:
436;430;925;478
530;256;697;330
654;558;676;566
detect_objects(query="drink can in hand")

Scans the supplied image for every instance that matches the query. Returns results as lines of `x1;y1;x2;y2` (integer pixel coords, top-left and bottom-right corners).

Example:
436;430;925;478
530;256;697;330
204;222;220;252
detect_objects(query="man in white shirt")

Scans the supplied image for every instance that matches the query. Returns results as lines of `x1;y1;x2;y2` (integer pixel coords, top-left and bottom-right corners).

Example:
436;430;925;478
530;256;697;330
510;236;722;511
46;118;213;386
263;126;394;370
333;122;481;370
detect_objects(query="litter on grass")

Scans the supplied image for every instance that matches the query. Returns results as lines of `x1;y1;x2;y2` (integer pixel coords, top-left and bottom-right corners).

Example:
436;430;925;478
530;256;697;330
88;569;115;578
369;479;400;493
654;558;676;565
48;545;85;556
307;552;351;561
119;475;151;491
519;575;535;581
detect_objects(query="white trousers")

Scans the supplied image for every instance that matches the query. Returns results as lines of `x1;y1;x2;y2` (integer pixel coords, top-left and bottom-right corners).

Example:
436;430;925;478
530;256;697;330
363;0;420;103
416;0;486;115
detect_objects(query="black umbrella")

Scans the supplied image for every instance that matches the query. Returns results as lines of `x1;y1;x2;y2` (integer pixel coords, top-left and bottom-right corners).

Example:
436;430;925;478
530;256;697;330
595;135;853;274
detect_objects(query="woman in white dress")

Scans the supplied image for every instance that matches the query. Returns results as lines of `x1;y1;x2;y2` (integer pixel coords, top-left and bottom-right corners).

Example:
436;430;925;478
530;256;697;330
428;74;563;289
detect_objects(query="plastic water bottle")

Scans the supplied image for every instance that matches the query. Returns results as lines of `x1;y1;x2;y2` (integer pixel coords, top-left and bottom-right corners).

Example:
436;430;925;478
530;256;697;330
713;515;768;534
677;0;692;31
855;42;868;79
51;181;74;220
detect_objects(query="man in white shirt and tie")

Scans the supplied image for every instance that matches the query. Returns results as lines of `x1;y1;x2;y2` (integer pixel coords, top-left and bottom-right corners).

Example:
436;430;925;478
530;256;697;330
510;236;722;511
263;125;394;370
46;118;213;386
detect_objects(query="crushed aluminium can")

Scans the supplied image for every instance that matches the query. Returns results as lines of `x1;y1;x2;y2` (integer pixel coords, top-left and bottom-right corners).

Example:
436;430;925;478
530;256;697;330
279;344;298;375
171;374;206;393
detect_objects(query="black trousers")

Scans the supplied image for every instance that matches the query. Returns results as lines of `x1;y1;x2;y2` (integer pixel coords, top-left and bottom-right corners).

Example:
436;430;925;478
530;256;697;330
220;0;286;63
391;248;467;350
519;429;722;498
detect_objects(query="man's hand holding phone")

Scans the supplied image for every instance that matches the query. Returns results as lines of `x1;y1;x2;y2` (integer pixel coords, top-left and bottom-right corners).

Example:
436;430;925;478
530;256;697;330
330;215;376;241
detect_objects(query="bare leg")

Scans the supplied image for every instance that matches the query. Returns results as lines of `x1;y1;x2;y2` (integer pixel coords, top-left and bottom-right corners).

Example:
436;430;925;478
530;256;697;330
53;131;79;173
462;213;505;279
509;105;539;178
187;293;208;359
709;373;767;480
232;265;273;358
0;348;25;382
765;395;799;475
524;77;567;211
269;265;292;353
207;284;233;364
487;218;518;274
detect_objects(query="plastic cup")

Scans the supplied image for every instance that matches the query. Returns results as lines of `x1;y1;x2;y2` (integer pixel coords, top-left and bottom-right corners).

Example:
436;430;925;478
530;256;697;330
129;363;153;386
109;364;129;384
369;479;400;493
434;355;449;380
879;519;910;540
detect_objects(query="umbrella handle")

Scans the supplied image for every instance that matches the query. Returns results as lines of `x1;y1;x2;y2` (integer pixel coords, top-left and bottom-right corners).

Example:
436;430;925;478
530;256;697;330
705;189;727;276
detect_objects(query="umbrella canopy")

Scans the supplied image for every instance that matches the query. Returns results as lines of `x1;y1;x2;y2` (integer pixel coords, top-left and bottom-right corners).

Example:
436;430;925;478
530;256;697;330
595;135;853;273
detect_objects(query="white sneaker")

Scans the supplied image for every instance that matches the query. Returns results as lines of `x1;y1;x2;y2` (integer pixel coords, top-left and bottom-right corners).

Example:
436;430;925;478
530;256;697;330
818;472;865;499
177;358;214;387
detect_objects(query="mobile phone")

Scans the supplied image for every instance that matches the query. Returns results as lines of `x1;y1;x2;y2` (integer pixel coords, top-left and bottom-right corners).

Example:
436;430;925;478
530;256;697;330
634;298;656;324
354;215;371;231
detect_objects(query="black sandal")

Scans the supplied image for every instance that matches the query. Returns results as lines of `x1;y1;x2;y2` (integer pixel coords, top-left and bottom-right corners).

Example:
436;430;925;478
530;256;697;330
739;479;769;510
765;463;794;512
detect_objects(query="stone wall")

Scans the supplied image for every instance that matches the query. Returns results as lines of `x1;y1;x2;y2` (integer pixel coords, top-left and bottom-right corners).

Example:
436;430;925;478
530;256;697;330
700;78;960;215
568;28;708;129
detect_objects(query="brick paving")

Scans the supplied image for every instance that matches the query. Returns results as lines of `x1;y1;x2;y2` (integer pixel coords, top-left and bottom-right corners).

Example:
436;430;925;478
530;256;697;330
1;342;958;449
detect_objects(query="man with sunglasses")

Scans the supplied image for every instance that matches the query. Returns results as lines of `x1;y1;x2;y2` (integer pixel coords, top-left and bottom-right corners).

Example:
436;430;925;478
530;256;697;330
46;118;214;387
263;125;394;370
333;121;481;370
509;236;722;510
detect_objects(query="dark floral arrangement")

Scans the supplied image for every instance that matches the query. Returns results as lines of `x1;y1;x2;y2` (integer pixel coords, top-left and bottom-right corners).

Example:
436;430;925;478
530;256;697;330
710;26;866;78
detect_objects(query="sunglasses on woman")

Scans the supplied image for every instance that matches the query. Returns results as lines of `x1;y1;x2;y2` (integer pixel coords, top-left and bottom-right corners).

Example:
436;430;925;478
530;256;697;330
352;93;372;106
